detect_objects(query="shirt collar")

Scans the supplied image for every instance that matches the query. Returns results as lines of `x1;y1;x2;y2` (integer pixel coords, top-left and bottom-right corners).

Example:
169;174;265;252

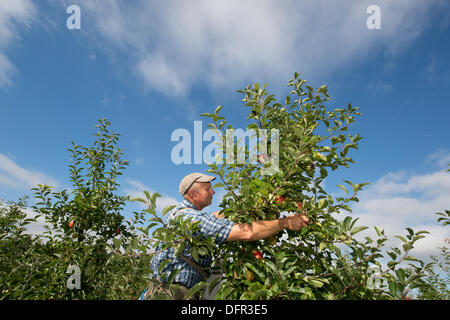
181;198;199;211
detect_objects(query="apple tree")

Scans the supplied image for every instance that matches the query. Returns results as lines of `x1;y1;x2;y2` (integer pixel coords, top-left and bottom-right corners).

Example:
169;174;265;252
195;73;434;299
0;119;153;299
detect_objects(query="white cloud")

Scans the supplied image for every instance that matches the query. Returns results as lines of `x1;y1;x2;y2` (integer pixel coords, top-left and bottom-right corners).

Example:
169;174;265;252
367;80;393;96
0;199;51;239
350;161;450;261
0;52;15;87
0;154;58;189
22;207;49;236
361;170;450;200
422;53;450;84
425;148;450;169
0;0;37;87
137;54;188;96
124;179;179;212
62;0;441;97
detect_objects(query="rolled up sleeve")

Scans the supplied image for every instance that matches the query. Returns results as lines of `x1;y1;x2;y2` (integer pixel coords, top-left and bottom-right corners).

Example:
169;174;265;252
198;214;235;244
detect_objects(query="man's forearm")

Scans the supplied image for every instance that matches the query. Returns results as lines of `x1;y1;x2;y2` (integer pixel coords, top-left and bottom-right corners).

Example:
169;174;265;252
242;219;286;241
226;214;308;242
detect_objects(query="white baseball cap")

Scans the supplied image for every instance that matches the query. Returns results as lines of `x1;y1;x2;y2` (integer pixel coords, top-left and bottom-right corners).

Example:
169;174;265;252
179;172;216;195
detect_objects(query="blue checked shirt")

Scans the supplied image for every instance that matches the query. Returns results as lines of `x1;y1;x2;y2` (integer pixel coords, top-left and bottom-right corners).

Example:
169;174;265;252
150;199;234;288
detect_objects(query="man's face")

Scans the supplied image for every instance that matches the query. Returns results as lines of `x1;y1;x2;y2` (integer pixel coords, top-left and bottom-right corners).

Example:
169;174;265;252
191;182;215;210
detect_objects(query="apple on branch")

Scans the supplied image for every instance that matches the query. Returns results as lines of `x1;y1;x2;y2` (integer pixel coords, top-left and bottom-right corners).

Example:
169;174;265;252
253;250;264;260
274;195;285;205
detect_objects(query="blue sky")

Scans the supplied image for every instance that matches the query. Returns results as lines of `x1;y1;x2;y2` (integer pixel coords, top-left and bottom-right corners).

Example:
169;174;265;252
0;0;449;260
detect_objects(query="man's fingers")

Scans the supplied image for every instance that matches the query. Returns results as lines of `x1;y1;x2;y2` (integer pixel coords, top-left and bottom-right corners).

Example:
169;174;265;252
290;212;310;224
212;210;225;218
283;213;310;231
301;215;310;224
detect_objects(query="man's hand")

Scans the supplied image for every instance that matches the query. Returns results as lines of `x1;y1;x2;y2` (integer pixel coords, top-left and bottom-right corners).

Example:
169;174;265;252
280;213;310;231
212;210;225;219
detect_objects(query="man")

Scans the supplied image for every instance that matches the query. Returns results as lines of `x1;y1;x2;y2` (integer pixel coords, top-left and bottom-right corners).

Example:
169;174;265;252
141;172;310;300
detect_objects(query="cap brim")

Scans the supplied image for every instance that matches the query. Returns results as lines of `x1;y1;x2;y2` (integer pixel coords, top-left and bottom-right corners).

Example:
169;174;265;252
196;174;216;183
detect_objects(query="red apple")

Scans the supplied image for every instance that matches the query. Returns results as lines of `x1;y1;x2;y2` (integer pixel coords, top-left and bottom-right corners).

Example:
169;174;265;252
69;220;74;228
115;228;120;235
274;195;285;205
253;250;263;260
296;201;303;209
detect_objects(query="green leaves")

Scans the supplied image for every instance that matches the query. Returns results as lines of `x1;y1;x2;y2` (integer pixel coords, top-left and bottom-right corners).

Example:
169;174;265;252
337;184;348;195
162;205;176;217
318;198;326;209
435;210;450;226
319;241;328;252
244;262;266;281
0;120;159;300
201;104;225;123
158;259;171;276
185;282;208;300
32;119;130;244
174;242;185;257
342;180;370;194
350;226;369;236
200;73;448;301
209;73;382;299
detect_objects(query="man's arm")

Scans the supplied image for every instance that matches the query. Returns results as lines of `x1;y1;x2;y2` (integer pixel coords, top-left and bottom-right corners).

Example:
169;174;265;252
226;214;310;242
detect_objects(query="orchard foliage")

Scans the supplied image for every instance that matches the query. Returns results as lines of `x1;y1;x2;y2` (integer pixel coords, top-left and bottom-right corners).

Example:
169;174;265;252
0;75;448;300
32;119;130;243
194;73;444;299
1;120;153;299
135;74;448;300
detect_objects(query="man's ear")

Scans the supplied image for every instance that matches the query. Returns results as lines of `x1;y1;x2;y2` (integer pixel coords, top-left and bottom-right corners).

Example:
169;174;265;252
186;188;196;201
188;183;199;198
